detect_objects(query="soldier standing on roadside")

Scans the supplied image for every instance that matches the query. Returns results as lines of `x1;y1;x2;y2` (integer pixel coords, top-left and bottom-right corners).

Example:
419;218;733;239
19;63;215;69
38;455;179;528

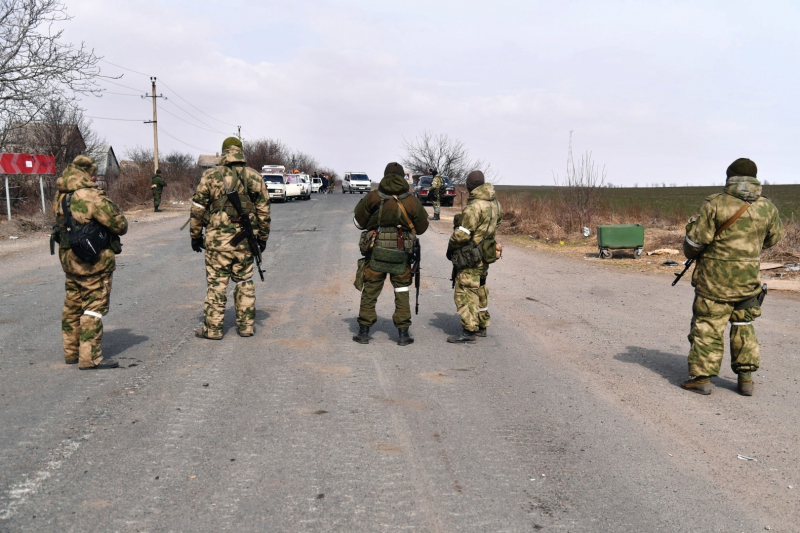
152;168;166;212
446;170;502;343
352;162;429;346
681;158;783;396
54;155;128;369
190;137;271;339
429;169;444;221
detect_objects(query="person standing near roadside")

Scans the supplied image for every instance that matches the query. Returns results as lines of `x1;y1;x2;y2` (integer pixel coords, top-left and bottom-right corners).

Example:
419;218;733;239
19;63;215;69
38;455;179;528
190;137;271;339
152;168;166;212
53;155;128;369
352;162;429;346
446;170;502;343
681;158;783;396
429;169;444;221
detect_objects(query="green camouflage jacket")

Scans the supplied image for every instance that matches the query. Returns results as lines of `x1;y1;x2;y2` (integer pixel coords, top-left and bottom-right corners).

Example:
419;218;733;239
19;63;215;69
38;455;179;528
684;175;784;302
54;163;128;276
190;146;271;252
152;173;166;189
354;174;429;235
430;174;444;191
448;183;503;264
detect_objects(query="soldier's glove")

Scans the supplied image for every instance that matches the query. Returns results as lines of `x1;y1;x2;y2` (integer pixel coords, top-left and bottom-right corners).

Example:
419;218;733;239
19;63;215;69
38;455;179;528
446;245;455;261
191;237;205;253
258;239;267;253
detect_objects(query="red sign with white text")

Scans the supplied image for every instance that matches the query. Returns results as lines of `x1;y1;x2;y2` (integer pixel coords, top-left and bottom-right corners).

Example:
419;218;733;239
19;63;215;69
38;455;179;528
0;153;56;175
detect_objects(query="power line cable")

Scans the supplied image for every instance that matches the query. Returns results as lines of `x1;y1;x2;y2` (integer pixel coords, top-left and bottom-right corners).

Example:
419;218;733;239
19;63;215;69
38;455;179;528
101;78;146;92
159;105;227;134
158;126;214;153
159;78;238;127
162;98;228;134
100;90;141;97
99;59;150;77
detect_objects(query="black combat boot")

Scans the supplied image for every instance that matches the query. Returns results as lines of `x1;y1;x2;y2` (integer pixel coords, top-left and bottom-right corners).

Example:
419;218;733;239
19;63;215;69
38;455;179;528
476;327;487;337
447;329;477;344
353;325;370;344
397;329;414;346
433;213;440;220
79;359;119;370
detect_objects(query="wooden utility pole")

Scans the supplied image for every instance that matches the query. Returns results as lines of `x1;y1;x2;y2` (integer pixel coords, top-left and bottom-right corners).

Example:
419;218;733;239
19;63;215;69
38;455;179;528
143;77;165;172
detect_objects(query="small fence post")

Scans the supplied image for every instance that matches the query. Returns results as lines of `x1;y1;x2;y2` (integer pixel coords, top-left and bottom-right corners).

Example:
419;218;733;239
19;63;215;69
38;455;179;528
4;175;10;222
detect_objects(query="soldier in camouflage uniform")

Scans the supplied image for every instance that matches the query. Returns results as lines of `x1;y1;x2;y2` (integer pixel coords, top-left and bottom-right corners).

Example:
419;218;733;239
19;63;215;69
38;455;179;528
446;171;502;343
681;158;783;396
54;155;128;369
152;169;166;212
353;162;429;346
190;137;271;339
429;170;444;220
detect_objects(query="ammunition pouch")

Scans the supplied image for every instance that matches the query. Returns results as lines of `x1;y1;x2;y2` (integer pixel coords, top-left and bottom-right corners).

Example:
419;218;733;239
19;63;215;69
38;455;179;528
359;230;377;256
451;238;498;270
354;258;366;291
368;227;413;275
209;196;255;218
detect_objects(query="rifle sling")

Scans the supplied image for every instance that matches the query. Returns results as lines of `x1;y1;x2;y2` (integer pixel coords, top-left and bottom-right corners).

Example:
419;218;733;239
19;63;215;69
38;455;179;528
714;201;751;238
392;195;416;235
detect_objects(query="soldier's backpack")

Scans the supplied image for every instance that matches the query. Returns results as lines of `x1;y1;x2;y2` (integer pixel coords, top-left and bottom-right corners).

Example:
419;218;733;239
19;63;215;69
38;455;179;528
50;193;113;263
369;191;417;275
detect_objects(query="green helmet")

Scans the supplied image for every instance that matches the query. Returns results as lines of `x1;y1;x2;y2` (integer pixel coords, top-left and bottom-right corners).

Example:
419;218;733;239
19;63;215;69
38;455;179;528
222;136;243;151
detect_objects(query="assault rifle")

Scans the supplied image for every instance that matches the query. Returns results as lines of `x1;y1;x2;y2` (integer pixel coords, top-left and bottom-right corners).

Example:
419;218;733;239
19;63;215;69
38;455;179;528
227;190;265;281
411;239;421;314
672;256;696;286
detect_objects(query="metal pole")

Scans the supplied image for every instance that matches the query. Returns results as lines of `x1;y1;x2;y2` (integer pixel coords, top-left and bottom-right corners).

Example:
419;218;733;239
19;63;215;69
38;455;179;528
4;176;10;221
39;176;46;214
151;77;159;172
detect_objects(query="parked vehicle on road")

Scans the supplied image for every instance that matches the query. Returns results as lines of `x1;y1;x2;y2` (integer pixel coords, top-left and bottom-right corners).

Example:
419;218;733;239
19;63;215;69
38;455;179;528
342;172;371;194
311;177;322;193
285;172;311;201
262;165;287;202
414;175;456;206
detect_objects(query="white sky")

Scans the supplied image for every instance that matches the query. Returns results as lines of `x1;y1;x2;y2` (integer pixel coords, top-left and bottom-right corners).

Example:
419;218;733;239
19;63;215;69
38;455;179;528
63;0;800;185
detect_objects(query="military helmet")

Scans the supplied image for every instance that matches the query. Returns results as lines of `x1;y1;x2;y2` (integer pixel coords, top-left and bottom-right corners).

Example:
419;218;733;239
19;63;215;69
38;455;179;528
222;136;243;151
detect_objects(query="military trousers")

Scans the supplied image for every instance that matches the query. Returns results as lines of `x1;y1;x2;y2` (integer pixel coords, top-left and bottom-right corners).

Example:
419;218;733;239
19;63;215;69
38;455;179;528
432;189;442;215
688;294;761;377
153;188;162;209
203;249;255;338
358;263;413;329
454;266;490;333
62;272;112;368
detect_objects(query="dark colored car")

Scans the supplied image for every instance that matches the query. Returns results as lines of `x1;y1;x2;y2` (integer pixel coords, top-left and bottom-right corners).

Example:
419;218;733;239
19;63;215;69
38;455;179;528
414;175;456;207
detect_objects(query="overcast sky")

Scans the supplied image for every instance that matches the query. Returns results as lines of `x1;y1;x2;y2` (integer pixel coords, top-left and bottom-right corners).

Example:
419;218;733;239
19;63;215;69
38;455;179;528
63;0;800;185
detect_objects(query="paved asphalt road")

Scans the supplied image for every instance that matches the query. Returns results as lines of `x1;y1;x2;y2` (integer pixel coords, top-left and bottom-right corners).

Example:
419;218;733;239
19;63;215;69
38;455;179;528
1;192;799;532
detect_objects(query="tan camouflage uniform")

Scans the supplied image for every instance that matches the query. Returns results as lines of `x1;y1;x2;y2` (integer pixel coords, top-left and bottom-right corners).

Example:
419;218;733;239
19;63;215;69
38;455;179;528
684;175;783;377
190;146;270;338
54;156;128;368
448;183;502;332
430;174;444;217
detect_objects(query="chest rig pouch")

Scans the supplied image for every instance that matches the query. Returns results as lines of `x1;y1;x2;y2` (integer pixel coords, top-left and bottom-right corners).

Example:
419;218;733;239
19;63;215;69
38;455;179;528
208;166;256;220
368;192;417;275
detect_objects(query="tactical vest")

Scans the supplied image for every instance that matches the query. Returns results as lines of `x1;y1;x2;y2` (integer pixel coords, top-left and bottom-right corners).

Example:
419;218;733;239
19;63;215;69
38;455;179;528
368;191;417;274
208;166;255;217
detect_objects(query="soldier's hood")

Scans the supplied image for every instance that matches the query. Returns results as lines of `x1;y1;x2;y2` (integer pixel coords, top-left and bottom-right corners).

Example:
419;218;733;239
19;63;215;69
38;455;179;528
468;182;495;201
57;164;96;193
378;174;408;195
219;145;246;166
724;175;761;203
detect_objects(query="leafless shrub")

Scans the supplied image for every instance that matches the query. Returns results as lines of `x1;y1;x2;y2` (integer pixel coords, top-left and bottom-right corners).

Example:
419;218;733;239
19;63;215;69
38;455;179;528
553;133;606;232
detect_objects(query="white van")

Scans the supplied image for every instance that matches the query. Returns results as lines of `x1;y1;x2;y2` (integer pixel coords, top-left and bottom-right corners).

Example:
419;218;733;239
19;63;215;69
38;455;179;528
285;172;311;201
342;172;371;194
262;165;287;202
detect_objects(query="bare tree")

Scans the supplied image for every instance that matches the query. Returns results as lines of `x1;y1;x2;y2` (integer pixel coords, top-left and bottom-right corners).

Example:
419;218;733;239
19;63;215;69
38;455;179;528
0;0;101;146
244;138;289;169
401;130;494;184
554;133;606;232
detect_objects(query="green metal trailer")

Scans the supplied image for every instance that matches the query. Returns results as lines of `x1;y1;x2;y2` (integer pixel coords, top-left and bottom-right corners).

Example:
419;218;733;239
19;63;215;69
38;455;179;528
596;224;645;259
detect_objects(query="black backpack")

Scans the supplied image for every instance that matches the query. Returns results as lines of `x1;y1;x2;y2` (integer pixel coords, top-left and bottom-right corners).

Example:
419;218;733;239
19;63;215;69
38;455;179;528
51;193;111;263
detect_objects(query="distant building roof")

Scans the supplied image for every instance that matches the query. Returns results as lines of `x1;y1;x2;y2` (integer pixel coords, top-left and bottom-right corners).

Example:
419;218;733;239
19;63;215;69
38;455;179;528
198;154;219;168
88;145;119;176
